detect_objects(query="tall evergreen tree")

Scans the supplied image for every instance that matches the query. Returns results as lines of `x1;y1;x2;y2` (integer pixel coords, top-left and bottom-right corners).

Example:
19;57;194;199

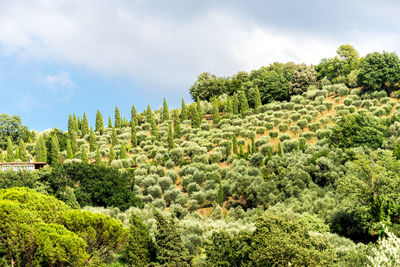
66;139;73;159
18;139;27;162
162;98;170;121
109;145;115;165
251;135;256;154
50;135;60;165
181;99;188;121
217;182;224;207
196;97;203;118
253;86;262;110
89;128;98;152
108;116;113;128
226;140;232;158
122;213;154;266
131;105;137;125
115;106;121;128
173;110;181;138
131;121;138;147
80;145;88;164
81;112;89;137
69;131;78;154
0;151;3;162
191;107;200;128
238;90;249;115
111;127;118;146
35;136;47;162
153;209;191;266
226;97;233;115
95;110;104;134
168;123;175;150
73;113;79;133
120;144;127;159
6;137;14;162
95;147;102;165
68;114;75;135
15;147;19;161
212;99;220;125
146;105;153;124
233;135;238;155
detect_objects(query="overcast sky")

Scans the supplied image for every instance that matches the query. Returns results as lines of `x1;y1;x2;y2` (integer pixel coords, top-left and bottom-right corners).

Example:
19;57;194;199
0;0;399;130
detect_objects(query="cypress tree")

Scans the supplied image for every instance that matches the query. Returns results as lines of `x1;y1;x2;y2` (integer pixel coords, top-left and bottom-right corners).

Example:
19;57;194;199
66;139;73;159
217;182;224;207
89;127;98;152
146;105;153;124
111;127;118;146
50;135;60;165
0;151;3;162
18;139;27;162
109;145;115;165
96;110;104;134
196;97;203;119
191;107;200;128
251;135;256;154
95;147;102;165
247;143;251;157
168;123;175;150
73;113;79;133
233;135;238;155
147;106;159;138
69;131;78;154
108;116;113;128
238;90;249;115
131;104;137;125
173;110;181;138
15;147;19;161
120;144;127;159
162;98;170;121
225;140;232;158
6;137;14;162
115;106;121;128
68;114;75;134
226;97;233;115
212;99;220;125
81;112;89;136
232;93;239;115
80;145;88;164
153;209;191;265
35;136;47;162
277;142;283;157
253;85;262;110
181;99;188;121
239;143;244;157
131;121;138;147
122;213;154;266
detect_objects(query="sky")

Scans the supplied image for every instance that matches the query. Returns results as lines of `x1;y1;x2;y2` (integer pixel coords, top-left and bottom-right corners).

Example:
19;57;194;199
0;0;400;131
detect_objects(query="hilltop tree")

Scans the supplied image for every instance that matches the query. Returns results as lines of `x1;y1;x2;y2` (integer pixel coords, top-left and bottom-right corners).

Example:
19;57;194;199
81;113;89;137
69;131;78;155
68;114;75;135
35;135;47;162
73;113;79;133
18;139;27;162
66;139;73;159
108;116;113;128
181;99;188;121
115;107;122;128
89;128;98;152
358;51;400;94
6;136;14;162
147;106;159;139
173;110;181;138
50;135;60;165
191;107;201;128
162;98;170;121
95;110;104;134
253;86;262;110
81;145;88;164
290;64;317;95
131;105;137;125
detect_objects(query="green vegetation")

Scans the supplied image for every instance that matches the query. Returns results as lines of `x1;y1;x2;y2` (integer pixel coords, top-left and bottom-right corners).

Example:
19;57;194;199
1;44;400;265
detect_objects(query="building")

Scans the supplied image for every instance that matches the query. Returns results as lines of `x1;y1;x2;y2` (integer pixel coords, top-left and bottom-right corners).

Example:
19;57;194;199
0;162;47;172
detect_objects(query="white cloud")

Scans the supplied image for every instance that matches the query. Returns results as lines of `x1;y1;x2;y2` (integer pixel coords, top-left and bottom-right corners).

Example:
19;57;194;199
0;1;399;92
42;71;75;102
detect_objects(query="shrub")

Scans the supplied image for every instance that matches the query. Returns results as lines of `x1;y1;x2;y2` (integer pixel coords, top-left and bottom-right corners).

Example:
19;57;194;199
296;119;308;130
299;132;315;140
187;182;201;194
316;129;332;139
158;176;173;191
170;148;184;164
282;139;299;153
147;185;162;199
269;131;278;139
209;152;223;164
278;124;288;132
278;133;291;142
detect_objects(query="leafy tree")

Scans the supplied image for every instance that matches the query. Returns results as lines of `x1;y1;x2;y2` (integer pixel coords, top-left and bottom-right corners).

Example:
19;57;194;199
95;110;104;134
6;136;14;162
81;112;89;137
162;98;170;121
358;51;400;94
290;64;317;95
81;145;88;164
115;106;121;128
189;72;229;101
181;99;188;121
153;209;191;266
122;213;154;266
331;113;387;149
18;139;27;162
0;114;29;149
